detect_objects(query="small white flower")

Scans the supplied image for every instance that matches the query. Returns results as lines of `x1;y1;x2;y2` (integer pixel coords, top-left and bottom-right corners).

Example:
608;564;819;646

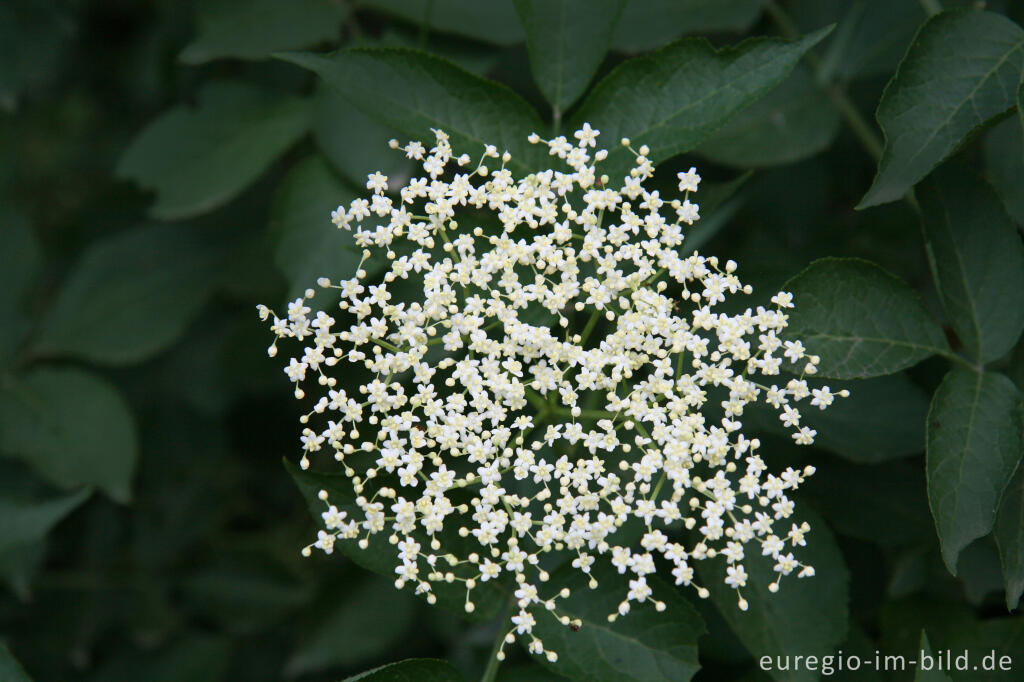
261;124;845;664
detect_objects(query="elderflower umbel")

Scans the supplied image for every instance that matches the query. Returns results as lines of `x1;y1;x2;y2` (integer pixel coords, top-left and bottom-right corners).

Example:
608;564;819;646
259;124;847;661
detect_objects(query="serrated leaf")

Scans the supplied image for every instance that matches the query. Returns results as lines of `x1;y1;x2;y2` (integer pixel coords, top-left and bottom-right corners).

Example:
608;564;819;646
858;9;1024;208
782;258;950;379
610;0;763;53
696;508;849;682
927;367;1023;574
33;224;221;365
271;156;361;300
995;466;1024;610
916;631;953;681
0;368;137;502
983;117;1024;228
285;574;416;676
279;48;544;176
0;488;89;554
514;0;625;116
179;0;345;64
285;459;506;620
918;163;1024;364
572;27;833;181
342;658;465;682
0;643;31;682
117;82;309;220
697;65;839;168
529;561;704;682
359;0;523;45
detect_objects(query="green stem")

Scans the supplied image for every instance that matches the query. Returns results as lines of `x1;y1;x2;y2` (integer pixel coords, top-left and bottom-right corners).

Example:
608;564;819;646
823;83;883;161
918;0;942;17
579;310;602;345
938;349;981;373
369;337;402;353
764;0;884;162
525;387;549;413
552;407;617;420
480;599;514;682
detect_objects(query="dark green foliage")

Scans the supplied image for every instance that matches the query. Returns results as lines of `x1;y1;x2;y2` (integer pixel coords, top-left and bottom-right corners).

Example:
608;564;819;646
2;1;1023;681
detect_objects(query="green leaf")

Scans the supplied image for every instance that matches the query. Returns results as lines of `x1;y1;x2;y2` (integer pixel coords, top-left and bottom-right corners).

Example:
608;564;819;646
858;9;1024;208
0;540;44;600
0;368;137;502
0;209;39;317
117;82;309;220
995;466;1024;610
809;374;928;462
678;172;751;253
285;574;416;676
0;643;31;682
358;0;524;46
1019;68;1024;140
957;539;1005;606
0;488;89;554
87;635;232;682
33;224;221;365
696;508;849;682
748;374;929;463
983;117;1024;228
790;0;924;81
803;458;932;547
927;367;1024;573
313;87;412;190
915;631;953;682
918;163;1024;364
179;0;346;64
572;26;833;182
530;561;704;681
180;551;314;635
0;209;40;364
0;2;75;112
285;459;506;620
610;0;763;53
782;258;950;379
514;0;625;116
942;617;1024;681
341;658;465;682
279;48;544;176
696;65;840;168
271;156;361;300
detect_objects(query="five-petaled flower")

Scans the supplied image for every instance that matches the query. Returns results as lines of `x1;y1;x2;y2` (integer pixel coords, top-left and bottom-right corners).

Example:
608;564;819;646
260;124;847;661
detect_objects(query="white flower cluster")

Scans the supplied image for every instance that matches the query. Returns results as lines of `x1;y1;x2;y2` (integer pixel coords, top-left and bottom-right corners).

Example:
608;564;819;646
259;124;847;662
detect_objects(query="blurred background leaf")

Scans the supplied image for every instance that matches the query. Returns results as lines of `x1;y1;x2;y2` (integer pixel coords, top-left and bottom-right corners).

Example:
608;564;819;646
33;224;223;365
117;82;309;220
0;367;137;502
2;1;1022;680
179;0;347;64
